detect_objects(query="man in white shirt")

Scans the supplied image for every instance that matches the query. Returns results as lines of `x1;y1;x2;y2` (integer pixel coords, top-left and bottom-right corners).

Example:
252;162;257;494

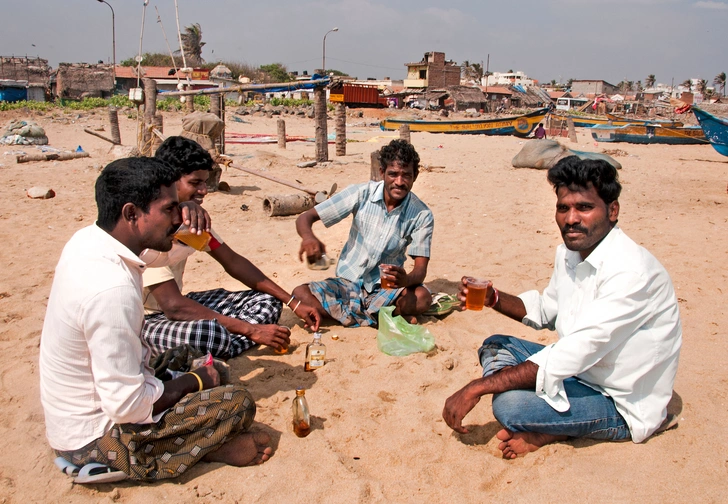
40;157;272;481
442;155;681;459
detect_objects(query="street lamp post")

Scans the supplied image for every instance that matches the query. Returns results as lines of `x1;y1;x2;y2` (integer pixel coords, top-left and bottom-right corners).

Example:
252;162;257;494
96;0;116;89
322;27;338;75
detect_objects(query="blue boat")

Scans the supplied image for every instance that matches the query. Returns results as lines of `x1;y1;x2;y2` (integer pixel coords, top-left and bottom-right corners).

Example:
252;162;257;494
591;123;706;145
692;107;728;156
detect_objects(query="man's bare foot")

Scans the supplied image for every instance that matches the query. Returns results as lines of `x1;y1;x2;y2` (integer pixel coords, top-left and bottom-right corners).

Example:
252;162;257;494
496;428;567;459
202;431;273;466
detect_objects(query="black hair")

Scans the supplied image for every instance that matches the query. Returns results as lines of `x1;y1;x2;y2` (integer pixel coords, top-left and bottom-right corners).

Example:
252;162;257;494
547;156;621;204
379;139;420;177
155;136;214;177
95;157;179;231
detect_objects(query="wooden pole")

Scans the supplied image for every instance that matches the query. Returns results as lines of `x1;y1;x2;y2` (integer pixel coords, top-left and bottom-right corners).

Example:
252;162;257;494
370;150;382;181
185;84;195;113
17;151;90;163
84;128;118;145
263;193;316;217
209;88;220;117
277;118;286;149
152;115;163;153
314;86;328;162
335;102;346;156
142;78;157;155
399;124;411;143
219;83;226;154
217;157;321;197
109;106;121;145
567;117;577;143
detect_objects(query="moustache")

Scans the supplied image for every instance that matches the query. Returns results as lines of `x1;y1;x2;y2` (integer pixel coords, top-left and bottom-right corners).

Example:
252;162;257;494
561;225;588;234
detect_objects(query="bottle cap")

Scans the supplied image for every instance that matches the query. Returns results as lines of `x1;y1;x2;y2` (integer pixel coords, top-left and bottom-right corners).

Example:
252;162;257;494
296;387;306;396
313;332;322;339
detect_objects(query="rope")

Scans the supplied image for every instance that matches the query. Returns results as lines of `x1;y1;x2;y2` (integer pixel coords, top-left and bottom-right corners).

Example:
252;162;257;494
155;6;180;84
135;1;150;89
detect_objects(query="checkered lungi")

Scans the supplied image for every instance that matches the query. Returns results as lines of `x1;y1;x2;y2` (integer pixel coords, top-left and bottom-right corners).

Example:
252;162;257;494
307;277;403;327
55;384;256;481
143;288;282;359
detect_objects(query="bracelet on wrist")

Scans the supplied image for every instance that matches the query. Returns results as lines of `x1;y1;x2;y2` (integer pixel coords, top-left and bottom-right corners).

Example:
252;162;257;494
486;287;499;308
292;300;302;312
186;371;204;392
286;295;295;307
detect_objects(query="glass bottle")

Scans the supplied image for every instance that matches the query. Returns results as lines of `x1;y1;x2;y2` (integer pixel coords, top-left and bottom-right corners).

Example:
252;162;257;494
174;223;212;251
306;253;334;270
304;332;326;371
292;388;311;438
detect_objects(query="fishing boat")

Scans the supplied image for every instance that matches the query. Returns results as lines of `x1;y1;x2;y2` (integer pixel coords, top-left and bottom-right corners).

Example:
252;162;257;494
591;123;707;145
553;113;683;128
692;107;728;156
379;108;549;136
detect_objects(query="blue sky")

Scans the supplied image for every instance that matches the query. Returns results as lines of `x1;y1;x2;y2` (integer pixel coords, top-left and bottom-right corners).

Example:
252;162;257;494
2;0;727;86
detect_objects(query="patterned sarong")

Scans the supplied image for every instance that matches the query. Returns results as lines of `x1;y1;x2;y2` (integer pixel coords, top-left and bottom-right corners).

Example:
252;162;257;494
143;288;282;359
307;277;403;327
55;384;256;481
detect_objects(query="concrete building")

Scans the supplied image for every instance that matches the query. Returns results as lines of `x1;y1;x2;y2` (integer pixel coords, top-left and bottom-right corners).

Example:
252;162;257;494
570;79;619;97
404;52;460;89
481;71;536;88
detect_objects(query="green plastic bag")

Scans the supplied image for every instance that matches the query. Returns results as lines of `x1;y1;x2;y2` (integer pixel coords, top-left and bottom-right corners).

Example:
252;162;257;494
376;306;435;356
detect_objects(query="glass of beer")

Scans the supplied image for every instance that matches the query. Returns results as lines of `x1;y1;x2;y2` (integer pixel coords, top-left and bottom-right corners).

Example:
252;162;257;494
465;278;489;311
174;224;212;251
379;264;395;289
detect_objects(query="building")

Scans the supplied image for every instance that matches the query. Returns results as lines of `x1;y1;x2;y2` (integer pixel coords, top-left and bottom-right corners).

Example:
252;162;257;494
570;79;619;97
55;63;114;100
0;56;51;102
114;66;213;93
404;52;460;89
481;71;536;88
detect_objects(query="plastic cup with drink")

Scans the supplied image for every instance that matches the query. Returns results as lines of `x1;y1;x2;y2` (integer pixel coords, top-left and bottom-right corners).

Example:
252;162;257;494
174;223;212;251
465;277;489;311
379;264;396;289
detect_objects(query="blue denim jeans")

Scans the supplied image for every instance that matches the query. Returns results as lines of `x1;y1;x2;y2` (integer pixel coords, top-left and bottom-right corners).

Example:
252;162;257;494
479;335;630;441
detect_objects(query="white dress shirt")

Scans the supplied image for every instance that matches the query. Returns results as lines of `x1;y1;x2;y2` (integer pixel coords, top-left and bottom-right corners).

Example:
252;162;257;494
40;224;164;451
519;227;682;443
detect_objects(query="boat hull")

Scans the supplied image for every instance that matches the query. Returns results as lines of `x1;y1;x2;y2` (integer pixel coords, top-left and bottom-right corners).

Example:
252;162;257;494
692;107;728;156
379;108;549;136
554;114;682;128
591;124;706;145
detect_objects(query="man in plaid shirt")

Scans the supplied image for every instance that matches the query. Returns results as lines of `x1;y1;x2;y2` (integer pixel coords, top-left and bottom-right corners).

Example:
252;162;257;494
293;140;434;327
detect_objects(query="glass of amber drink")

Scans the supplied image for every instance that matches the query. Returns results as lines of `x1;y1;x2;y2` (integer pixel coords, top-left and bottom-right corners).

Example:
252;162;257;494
465;278;489;311
379;264;395;289
174;224;212;251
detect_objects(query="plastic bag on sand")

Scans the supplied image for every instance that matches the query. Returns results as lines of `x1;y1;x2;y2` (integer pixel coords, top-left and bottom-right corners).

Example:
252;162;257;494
377;306;435;356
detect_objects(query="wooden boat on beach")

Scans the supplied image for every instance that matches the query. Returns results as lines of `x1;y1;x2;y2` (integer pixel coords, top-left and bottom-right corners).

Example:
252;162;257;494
553;113;683;128
590;123;707;145
379;108;549;136
692;106;728;156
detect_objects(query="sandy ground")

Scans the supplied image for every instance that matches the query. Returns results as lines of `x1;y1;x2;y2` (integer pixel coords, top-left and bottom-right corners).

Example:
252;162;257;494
0;106;726;503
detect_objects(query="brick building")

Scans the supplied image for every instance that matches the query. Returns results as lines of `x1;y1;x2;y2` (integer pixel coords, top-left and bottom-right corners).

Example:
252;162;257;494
404;52;460;89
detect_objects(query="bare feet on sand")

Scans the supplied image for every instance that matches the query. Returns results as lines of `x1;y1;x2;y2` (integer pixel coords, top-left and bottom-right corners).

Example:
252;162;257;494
203;431;274;466
496;429;567;459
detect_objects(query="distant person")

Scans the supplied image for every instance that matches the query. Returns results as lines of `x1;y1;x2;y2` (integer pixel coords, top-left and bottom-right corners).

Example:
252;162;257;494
141;137;320;359
292;139;434;327
443;156;681;459
534;123;547;139
40;157;272;482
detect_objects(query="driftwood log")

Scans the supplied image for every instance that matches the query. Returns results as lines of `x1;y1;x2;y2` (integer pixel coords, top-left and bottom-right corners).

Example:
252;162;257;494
17;151;90;163
263;193;316;217
84;128;118;145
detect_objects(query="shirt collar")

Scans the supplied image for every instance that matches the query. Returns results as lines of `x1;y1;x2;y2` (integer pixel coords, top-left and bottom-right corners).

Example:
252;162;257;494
564;225;620;270
91;223;147;272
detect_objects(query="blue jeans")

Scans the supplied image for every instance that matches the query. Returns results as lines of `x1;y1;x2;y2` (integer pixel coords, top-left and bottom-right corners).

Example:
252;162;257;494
479;335;630;441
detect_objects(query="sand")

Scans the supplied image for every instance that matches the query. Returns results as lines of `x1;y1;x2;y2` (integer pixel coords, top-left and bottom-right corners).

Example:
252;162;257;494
0;107;726;503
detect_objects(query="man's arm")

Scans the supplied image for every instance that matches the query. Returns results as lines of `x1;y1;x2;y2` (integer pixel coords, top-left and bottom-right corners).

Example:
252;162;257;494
296;208;326;263
152;365;219;415
148;279;292;350
209;243;320;331
382;256;429;288
442;361;538;433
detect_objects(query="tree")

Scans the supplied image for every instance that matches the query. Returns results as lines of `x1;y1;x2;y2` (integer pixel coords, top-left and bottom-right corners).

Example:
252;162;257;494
636;80;643;92
180;23;206;66
550;79;556;86
713;72;726;97
259;63;293;83
461;60;483;81
566;78;574;89
645;74;656;89
619;80;633;93
697;79;708;95
681;79;692;90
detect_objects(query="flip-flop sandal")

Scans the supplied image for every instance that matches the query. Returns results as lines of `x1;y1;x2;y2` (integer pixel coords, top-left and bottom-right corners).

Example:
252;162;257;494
54;457;80;477
74;463;127;484
424;292;460;316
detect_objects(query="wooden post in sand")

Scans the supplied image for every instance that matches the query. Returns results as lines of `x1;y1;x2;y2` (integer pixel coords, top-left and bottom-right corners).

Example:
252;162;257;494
152;115;163;152
314;86;329;162
185;85;195;113
335;102;346;156
399;124;411;143
567;117;577;143
142;78;157;155
370;150;382;181
219;83;226;154
277;119;286;149
210;89;220;117
109;106;121;145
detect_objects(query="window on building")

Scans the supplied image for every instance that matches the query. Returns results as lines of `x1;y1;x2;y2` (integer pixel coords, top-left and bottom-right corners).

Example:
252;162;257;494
419;70;427;79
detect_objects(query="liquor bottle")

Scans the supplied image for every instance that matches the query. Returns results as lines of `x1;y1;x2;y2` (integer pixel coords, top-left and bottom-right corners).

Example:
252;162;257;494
292;388;311;438
306;253;334;270
304;332;326;371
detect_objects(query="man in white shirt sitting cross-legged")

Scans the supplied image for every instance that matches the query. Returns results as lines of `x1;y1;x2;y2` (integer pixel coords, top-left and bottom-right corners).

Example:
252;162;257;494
442;155;682;459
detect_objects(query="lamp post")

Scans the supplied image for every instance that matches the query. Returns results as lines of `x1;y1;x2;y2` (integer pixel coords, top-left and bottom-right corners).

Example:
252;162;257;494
322;27;338;75
96;0;116;89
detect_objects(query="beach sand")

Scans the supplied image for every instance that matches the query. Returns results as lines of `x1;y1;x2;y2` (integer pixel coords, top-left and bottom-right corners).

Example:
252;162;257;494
0;107;725;503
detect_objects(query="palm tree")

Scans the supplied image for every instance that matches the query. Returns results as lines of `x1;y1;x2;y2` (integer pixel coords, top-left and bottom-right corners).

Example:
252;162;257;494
645;74;656;89
681;79;692;90
180;23;206;66
713;72;726;97
697;79;708;95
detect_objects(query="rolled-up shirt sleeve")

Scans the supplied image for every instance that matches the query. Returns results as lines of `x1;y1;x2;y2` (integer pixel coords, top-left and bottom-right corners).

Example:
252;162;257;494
315;183;362;227
407;210;434;258
525;268;654;412
82;285;164;424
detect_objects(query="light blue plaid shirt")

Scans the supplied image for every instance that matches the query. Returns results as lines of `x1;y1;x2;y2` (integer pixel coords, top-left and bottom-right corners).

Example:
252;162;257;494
315;181;434;292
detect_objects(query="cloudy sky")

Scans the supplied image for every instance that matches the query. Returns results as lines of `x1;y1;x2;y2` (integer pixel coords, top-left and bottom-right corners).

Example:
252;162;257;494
2;0;726;87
